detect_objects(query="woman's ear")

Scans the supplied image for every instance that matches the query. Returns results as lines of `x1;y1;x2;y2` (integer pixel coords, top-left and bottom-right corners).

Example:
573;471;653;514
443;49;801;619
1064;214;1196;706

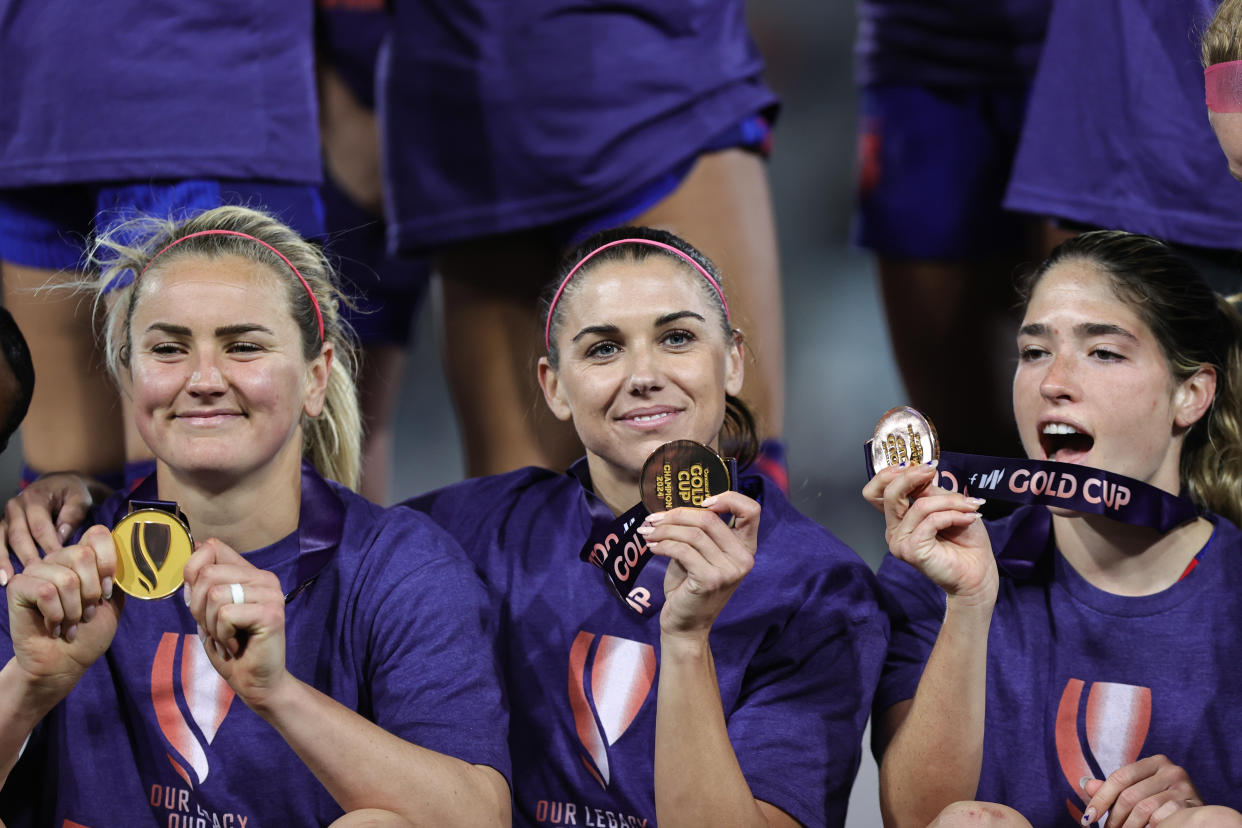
538;356;573;422
303;342;334;418
1173;365;1217;429
724;329;745;397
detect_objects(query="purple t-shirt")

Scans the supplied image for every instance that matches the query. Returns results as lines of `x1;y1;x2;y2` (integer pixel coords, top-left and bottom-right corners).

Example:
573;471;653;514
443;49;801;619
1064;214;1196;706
408;462;887;828
876;506;1242;822
0;464;510;826
0;0;321;187
1004;0;1242;249
855;0;1051;88
379;0;778;252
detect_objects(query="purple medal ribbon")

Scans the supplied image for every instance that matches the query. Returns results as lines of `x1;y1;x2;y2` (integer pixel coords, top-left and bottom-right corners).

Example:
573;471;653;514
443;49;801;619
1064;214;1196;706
931;451;1200;533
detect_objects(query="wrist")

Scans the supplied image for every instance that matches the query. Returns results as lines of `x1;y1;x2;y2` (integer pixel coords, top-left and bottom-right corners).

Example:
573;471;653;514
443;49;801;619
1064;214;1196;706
243;670;302;722
1;658;72;722
659;629;713;663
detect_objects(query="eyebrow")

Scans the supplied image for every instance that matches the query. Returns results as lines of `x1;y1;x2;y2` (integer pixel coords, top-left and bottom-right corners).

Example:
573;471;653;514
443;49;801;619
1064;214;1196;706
1018;321;1139;341
145;322;277;337
570;310;707;343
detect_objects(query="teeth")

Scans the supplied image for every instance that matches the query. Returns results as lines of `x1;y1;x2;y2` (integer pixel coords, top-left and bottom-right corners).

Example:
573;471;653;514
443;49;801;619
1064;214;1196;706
1042;423;1081;435
632;412;670;422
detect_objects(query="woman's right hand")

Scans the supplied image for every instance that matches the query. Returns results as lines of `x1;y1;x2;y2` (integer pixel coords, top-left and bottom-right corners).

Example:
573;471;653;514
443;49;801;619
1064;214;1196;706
863;463;998;605
6;525;122;695
0;473;102;585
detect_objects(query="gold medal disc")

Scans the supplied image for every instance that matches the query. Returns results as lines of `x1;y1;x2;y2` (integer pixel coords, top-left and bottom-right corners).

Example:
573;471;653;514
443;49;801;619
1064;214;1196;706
111;508;194;599
869;406;940;472
640;440;732;514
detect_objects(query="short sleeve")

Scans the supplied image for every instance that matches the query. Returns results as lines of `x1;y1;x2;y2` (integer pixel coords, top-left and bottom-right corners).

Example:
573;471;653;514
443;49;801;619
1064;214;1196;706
356;513;512;784
873;553;947;717
726;557;889;828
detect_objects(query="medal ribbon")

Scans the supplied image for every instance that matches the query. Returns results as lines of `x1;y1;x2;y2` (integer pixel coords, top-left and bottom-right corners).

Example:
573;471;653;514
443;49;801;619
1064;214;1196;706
870;449;1200;533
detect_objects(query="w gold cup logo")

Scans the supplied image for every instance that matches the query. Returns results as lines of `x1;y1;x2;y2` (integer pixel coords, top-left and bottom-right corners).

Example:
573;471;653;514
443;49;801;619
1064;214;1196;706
111;508;194;600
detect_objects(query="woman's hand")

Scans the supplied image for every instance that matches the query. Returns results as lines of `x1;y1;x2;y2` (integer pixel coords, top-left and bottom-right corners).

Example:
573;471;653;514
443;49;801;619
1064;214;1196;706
864;463;997;606
638;490;760;641
1;473;105;585
183;539;289;710
6;525;121;696
1080;756;1203;827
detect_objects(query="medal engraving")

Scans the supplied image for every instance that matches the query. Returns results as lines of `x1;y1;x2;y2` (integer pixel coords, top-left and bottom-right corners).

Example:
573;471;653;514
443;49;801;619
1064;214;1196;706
640;440;732;514
112;507;194;599
868;406;940;474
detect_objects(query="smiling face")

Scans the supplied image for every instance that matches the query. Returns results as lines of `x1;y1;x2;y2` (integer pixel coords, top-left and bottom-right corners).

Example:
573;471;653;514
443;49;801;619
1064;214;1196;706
127;255;330;484
1013;259;1213;494
538;256;743;493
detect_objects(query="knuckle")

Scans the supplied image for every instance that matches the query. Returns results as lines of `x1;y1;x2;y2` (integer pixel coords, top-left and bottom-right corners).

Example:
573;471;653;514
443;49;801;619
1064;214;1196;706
1116;787;1143;810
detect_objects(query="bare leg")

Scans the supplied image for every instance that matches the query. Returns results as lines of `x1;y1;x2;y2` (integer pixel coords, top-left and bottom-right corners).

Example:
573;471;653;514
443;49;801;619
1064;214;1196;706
327;809;416;828
2;262;125;474
437;232;582;477
929;801;1034;828
877;256;1025;458
633;148;785;438
356;344;405;504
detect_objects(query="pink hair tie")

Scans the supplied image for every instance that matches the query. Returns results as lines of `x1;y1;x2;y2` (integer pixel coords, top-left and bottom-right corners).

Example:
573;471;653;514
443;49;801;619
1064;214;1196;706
544;238;731;350
139;229;325;342
1206;60;1242;113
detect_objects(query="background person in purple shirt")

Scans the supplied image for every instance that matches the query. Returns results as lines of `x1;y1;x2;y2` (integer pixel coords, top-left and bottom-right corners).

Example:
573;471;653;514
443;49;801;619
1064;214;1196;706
410;227;887;827
381;0;788;486
0;207;510;826
865;232;1242;826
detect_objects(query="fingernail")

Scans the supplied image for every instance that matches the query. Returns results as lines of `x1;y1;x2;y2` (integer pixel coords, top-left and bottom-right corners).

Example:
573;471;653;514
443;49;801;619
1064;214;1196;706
0;570;8;588
64;624;78;643
1079;776;1092;790
182;584;190;606
645;540;660;549
966;497;987;506
102;577;113;601
899;461;907;467
1081;808;1095;825
929;458;939;468
83;604;96;622
700;495;718;507
58;523;71;542
51;624;61;639
645;512;665;524
635;524;653;535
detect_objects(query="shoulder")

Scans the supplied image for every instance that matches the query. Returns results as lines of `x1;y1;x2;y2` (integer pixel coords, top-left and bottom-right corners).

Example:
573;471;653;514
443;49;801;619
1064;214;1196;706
404;465;584;534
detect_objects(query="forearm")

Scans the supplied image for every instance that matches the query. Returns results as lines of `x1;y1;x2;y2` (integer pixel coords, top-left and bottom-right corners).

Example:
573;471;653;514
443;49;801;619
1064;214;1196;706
253;675;510;827
879;596;994;828
0;658;68;788
654;635;780;828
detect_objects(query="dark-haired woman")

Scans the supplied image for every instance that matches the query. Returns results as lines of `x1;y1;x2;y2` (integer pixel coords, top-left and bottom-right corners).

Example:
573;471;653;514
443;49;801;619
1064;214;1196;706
866;231;1242;826
408;227;886;828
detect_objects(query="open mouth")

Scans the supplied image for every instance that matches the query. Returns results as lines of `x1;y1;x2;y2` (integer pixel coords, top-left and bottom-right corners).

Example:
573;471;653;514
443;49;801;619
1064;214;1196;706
1039;422;1094;463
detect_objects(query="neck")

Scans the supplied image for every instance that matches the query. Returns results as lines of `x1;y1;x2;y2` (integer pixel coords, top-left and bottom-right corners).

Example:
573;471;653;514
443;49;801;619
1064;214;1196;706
154;451;304;552
1052;510;1213;596
585;455;640;517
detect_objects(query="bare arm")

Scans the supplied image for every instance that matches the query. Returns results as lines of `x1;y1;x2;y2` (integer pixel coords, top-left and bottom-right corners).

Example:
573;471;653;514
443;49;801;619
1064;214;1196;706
863;464;997;828
643;492;797;828
186;539;510;827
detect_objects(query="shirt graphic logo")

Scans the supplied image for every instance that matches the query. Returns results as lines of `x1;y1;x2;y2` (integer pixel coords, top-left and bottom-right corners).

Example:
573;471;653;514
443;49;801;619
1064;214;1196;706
152;632;236;787
568;631;656;788
1055;678;1152;822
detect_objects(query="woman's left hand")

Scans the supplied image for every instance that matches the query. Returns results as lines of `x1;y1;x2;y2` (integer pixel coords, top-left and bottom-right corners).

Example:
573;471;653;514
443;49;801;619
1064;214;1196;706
183;539;289;710
638;490;760;641
1080;755;1203;827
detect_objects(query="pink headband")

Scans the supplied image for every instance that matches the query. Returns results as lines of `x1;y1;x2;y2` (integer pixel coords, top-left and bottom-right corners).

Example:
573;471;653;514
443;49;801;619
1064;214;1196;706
139;229;325;342
1206;60;1242;113
543;238;732;350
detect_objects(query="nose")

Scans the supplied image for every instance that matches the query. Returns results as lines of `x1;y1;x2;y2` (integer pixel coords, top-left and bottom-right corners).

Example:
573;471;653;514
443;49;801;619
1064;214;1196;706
185;352;227;397
1039;353;1079;401
624;344;664;395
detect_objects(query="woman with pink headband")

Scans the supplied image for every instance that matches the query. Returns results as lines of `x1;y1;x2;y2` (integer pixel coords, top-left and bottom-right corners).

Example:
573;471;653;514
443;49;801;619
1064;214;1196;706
0;206;511;825
1204;0;1242;181
406;226;887;827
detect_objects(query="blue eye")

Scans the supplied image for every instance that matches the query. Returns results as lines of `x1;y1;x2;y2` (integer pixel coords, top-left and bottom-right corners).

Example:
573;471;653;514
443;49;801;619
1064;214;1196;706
585;341;619;358
662;329;694;347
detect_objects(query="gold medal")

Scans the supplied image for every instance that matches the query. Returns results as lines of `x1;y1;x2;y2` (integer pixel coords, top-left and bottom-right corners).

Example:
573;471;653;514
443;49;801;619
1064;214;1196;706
868;405;940;474
640;440;732;514
111;505;194;600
